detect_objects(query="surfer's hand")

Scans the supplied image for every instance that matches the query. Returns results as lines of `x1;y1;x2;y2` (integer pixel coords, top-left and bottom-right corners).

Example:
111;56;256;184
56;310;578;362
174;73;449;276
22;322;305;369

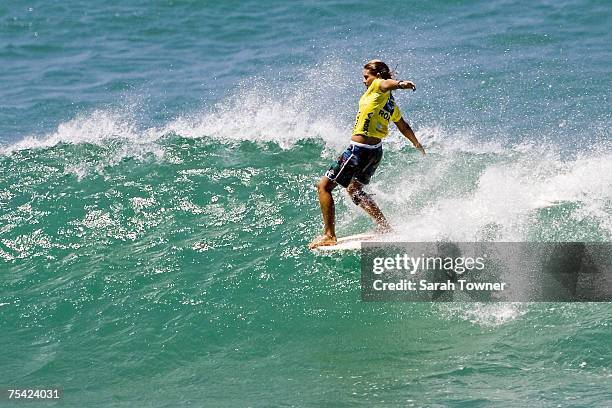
399;80;416;91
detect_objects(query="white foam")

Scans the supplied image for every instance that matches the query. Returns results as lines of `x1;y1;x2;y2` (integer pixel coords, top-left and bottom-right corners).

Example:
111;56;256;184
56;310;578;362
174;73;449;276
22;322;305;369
367;137;612;241
163;61;354;151
415;125;507;155
440;302;529;327
1;110;142;154
163;97;347;151
2;78;610;241
1;109;168;180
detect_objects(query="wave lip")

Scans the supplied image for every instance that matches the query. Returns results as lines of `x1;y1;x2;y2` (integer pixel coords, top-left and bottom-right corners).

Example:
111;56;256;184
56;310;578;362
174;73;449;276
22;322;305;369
1;110;158;155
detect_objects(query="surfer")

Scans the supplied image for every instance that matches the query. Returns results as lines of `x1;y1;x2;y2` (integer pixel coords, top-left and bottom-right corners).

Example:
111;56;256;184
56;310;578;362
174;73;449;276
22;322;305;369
309;60;425;249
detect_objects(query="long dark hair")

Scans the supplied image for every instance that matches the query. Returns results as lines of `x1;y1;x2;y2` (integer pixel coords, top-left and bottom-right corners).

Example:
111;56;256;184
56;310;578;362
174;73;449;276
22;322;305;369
363;59;393;79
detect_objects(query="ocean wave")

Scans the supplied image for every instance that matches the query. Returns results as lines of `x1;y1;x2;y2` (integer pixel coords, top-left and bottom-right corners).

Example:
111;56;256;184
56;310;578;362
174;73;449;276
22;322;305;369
2;89;611;245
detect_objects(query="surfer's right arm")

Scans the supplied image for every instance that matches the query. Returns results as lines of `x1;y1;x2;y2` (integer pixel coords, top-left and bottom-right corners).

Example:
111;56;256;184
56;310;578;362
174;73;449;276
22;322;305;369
395;117;425;155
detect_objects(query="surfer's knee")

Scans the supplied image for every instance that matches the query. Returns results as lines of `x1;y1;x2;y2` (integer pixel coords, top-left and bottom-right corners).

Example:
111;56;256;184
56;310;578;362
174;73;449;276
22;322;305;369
349;188;369;205
317;177;335;194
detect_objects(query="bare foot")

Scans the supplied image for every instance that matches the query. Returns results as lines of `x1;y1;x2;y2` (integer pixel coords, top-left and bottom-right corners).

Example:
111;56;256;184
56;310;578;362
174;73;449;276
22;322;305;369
374;224;394;234
309;235;337;249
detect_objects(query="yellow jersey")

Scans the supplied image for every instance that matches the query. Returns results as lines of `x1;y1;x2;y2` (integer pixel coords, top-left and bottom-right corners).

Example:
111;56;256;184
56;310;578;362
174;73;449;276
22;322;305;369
352;78;402;139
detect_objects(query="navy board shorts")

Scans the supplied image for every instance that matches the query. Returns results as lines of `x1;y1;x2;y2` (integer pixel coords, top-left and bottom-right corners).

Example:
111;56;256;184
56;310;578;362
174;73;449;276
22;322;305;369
325;143;383;187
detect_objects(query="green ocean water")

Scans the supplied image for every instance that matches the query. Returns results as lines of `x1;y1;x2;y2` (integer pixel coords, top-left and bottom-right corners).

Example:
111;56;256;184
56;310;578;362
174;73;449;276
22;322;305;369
2;136;612;406
2;0;612;406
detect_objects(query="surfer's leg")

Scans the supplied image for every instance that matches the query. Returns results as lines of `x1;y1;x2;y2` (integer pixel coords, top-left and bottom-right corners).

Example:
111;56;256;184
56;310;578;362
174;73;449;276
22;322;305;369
347;180;392;232
310;146;359;248
348;145;391;232
317;176;337;237
309;176;338;248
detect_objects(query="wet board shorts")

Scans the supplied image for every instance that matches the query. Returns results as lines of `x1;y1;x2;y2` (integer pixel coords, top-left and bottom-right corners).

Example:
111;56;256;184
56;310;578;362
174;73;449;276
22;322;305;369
325;142;383;188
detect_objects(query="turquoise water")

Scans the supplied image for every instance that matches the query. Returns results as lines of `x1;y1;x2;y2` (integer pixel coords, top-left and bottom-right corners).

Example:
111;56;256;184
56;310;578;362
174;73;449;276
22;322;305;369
1;1;611;406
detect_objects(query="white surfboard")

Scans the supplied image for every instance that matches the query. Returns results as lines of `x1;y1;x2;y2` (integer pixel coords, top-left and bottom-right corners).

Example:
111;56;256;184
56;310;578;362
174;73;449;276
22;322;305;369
313;232;382;252
531;199;561;209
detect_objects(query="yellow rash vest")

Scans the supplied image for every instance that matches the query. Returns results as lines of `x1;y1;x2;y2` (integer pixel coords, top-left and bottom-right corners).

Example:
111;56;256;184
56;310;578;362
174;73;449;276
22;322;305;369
352;78;402;139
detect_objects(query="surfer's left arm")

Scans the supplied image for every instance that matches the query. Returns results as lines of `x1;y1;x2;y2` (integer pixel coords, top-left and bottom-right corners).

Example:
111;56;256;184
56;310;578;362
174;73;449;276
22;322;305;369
395;117;425;155
379;79;416;92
